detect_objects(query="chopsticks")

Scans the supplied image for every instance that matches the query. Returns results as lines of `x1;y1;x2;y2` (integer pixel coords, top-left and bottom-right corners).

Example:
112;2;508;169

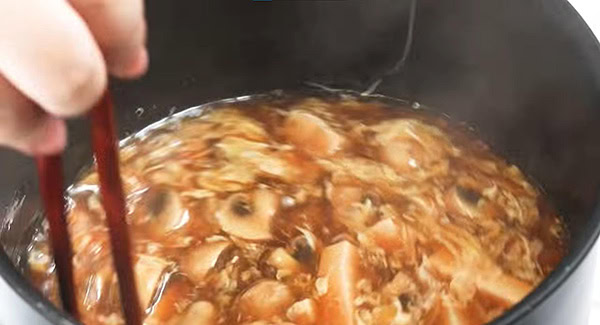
35;155;78;318
36;91;142;325
90;92;142;325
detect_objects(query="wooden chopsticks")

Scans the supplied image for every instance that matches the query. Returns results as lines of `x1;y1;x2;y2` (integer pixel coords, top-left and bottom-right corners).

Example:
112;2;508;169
35;154;78;319
36;91;142;325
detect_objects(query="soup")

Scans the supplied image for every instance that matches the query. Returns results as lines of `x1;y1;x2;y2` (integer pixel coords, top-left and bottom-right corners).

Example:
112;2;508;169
26;95;567;325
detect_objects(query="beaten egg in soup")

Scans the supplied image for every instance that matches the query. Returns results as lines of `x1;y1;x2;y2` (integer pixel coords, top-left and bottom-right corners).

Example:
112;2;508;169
27;95;567;325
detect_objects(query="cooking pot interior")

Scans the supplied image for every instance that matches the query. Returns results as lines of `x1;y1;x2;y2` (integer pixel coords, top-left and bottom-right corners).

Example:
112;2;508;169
1;0;600;324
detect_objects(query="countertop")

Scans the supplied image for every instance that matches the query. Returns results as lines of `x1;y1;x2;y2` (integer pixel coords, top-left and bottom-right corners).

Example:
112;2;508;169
567;2;600;324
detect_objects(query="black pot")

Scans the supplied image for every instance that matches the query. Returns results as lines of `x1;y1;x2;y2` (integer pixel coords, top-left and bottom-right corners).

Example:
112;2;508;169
1;0;599;324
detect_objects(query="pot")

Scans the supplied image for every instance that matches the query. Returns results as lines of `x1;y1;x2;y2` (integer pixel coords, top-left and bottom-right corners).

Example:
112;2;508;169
1;0;600;324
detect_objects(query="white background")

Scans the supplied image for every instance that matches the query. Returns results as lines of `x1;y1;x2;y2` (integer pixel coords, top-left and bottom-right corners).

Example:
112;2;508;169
570;0;600;36
567;2;600;325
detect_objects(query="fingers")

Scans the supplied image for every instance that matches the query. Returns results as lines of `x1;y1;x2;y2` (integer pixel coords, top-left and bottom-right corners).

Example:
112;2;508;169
0;0;107;118
0;76;67;155
0;0;148;155
70;0;148;78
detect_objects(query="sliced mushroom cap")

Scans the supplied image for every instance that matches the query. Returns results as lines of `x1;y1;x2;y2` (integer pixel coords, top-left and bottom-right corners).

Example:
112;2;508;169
181;240;232;283
289;229;319;267
444;185;511;237
143;189;189;235
445;186;484;220
283;111;345;157
238;280;295;321
216;189;279;240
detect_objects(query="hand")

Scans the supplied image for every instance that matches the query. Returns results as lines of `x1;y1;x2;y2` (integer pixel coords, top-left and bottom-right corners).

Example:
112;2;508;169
0;0;148;155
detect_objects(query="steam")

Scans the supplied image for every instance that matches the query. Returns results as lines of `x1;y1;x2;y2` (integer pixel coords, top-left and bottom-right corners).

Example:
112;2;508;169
362;0;418;95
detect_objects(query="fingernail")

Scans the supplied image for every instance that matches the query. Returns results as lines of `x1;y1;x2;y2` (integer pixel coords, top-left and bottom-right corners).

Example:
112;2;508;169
129;47;149;77
112;47;149;79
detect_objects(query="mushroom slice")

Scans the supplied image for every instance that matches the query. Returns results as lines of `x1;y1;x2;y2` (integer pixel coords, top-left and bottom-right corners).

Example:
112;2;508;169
289;229;319;267
238;280;295;320
283;110;345;157
216;189;279;240
317;240;360;325
181;240;232;283
134;255;171;309
144;189;189;235
175;301;218;325
445;186;483;220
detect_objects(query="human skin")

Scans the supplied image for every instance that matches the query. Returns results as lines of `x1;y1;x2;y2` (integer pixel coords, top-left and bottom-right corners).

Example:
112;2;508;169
0;0;148;155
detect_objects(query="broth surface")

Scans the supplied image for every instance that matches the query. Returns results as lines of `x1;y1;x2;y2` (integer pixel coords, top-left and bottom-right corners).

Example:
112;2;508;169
27;95;567;325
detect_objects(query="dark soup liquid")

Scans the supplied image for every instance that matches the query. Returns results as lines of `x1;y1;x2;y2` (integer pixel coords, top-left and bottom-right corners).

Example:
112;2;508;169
26;95;567;325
